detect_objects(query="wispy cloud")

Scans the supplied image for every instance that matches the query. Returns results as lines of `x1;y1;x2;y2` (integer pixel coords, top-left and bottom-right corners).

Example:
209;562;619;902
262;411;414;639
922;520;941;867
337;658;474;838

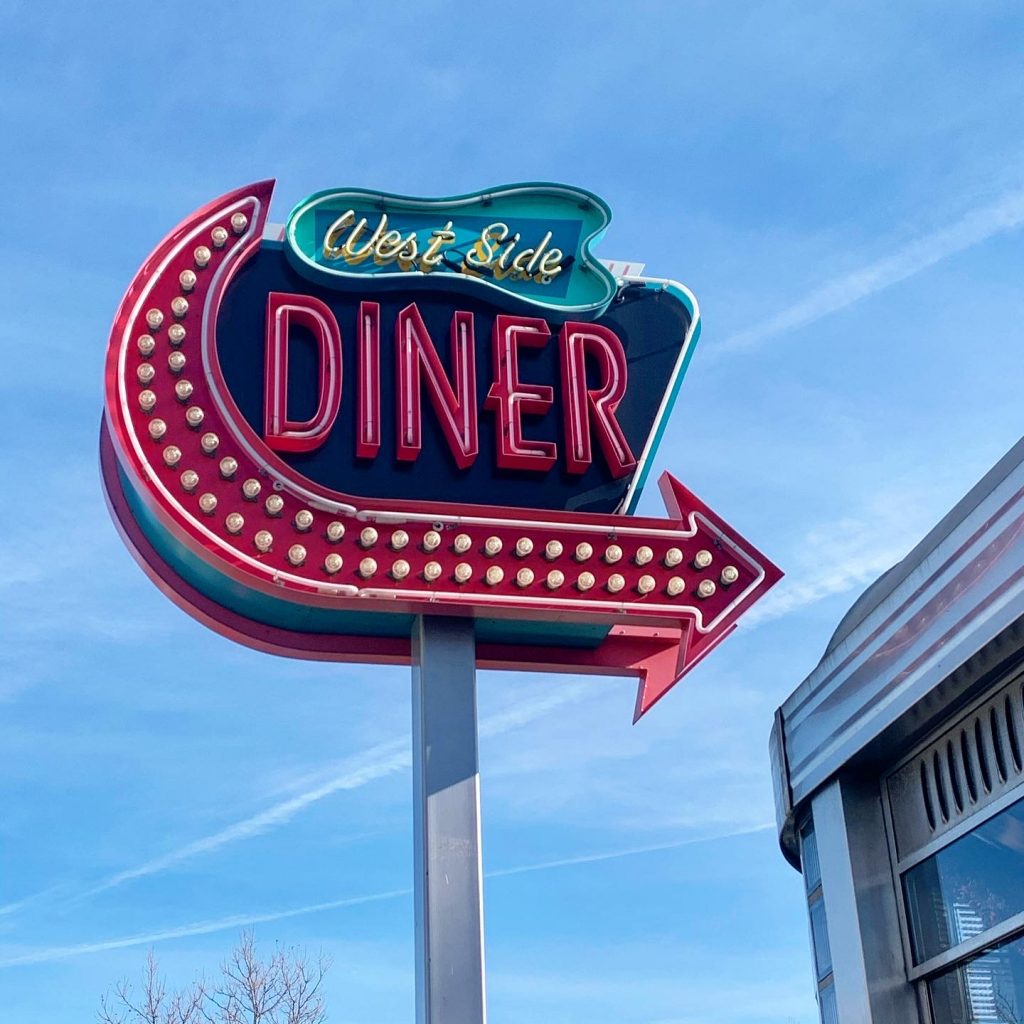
718;186;1024;353
741;533;907;628
740;482;944;629
0;823;769;968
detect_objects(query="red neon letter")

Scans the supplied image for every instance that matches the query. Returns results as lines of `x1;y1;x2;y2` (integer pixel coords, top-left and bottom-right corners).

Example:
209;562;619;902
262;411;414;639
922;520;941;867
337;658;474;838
263;292;343;454
484;315;557;471
356;301;381;459
559;321;636;478
395;304;478;469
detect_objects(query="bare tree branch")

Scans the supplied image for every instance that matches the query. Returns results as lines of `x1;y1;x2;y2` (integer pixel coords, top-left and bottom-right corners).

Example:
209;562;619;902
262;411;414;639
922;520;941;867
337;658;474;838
101;933;330;1024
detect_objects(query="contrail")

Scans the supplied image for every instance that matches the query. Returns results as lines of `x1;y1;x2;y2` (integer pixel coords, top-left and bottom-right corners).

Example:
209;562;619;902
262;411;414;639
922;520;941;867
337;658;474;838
0;889;413;967
62;683;591;903
717;186;1024;354
0;823;771;968
486;822;773;877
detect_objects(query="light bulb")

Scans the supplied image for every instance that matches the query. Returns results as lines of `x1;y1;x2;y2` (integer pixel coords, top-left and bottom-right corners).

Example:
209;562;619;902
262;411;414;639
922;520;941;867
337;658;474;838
185;406;204;429
422;530;441;552
211;226;229;248
454;562;472;583
168;323;186;346
168;351;187;375
230;212;249;234
179;269;197;292
174;379;193;402
225;512;244;535
606;573;626;594
390;529;409;550
515;537;534;558
162;445;182;467
391;559;411;580
200;432;219;454
326;521;345;542
693;549;713;569
603;544;623;564
423;561;442;582
484;536;502;556
360;526;378;547
576;571;596;591
574;542;593;562
358;557;377;578
139;390;157;412
219;456;237;479
546;569;565;589
720;565;739;585
324;553;343;574
294;509;314;532
485;566;504;586
666;576;685;597
145;308;164;330
198;492;217;515
137;334;155;357
148;418;167;441
544;539;563;560
254;530;273;553
170;296;189;319
242;478;261;500
516;567;534;588
137;363;155;385
664;547;683;568
453;533;472;554
180;469;199;492
287;544;306;566
697;579;716;599
194;245;211;267
634;546;654;566
636;574;656;595
264;494;284;516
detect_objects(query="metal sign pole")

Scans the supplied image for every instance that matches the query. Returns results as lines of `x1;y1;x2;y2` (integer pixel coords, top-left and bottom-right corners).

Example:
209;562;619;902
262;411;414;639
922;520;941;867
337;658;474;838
411;615;487;1024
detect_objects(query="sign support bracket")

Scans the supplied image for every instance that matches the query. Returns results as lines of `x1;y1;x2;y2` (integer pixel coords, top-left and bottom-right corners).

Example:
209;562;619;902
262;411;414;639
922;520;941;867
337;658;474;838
411;615;487;1024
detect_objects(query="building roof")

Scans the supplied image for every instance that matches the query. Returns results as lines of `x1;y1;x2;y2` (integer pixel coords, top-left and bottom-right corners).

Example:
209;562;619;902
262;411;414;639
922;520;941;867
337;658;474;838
772;433;1024;851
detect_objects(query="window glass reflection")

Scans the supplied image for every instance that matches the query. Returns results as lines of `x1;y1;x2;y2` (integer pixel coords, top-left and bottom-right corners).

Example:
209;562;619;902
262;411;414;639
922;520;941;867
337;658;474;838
904;796;1024;963
809;894;832;981
801;819;821;894
930;931;1024;1024
818;982;839;1024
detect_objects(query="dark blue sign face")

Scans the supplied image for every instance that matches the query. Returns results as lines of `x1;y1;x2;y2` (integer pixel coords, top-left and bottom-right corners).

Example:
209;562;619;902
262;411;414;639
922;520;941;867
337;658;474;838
216;240;695;515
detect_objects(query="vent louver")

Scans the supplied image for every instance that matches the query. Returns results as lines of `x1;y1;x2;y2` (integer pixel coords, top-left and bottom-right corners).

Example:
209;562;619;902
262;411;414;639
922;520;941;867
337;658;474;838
887;671;1024;859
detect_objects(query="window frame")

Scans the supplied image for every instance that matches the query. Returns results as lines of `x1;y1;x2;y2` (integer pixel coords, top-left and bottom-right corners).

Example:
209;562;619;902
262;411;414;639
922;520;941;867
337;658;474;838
881;675;1024;1020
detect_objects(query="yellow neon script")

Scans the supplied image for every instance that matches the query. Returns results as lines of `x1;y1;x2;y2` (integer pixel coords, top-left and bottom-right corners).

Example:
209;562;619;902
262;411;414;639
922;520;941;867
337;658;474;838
321;212;565;284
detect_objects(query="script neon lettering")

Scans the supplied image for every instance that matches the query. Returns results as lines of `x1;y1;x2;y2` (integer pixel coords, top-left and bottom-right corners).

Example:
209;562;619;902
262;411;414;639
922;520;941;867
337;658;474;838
321;216;564;283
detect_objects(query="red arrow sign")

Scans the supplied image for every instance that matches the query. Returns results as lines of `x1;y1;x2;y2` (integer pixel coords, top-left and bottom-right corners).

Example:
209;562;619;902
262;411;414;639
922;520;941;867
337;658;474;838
101;180;782;719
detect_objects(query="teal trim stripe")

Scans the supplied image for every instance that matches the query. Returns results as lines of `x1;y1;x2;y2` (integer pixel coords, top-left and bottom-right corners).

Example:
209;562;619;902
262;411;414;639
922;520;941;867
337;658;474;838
624;281;701;514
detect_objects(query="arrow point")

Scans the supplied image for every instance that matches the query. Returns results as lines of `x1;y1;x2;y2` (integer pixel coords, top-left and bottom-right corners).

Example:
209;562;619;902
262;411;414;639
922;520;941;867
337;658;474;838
631;628;689;722
658;471;715;523
631;622;741;723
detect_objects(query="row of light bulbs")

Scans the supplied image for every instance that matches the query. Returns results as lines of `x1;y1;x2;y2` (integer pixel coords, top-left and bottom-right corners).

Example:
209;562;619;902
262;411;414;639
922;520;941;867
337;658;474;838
235;532;717;599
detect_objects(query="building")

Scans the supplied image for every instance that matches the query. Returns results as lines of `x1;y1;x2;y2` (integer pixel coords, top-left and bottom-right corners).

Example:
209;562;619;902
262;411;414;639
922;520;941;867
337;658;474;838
771;437;1024;1023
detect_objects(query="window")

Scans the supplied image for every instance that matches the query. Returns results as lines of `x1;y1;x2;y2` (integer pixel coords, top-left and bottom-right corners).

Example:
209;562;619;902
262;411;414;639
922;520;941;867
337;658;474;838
929;931;1024;1024
800;818;835;1024
904;794;1024;964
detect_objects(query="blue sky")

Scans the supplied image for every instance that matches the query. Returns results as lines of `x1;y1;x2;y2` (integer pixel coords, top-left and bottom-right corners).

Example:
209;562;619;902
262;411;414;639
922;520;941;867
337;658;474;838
2;2;1024;1021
